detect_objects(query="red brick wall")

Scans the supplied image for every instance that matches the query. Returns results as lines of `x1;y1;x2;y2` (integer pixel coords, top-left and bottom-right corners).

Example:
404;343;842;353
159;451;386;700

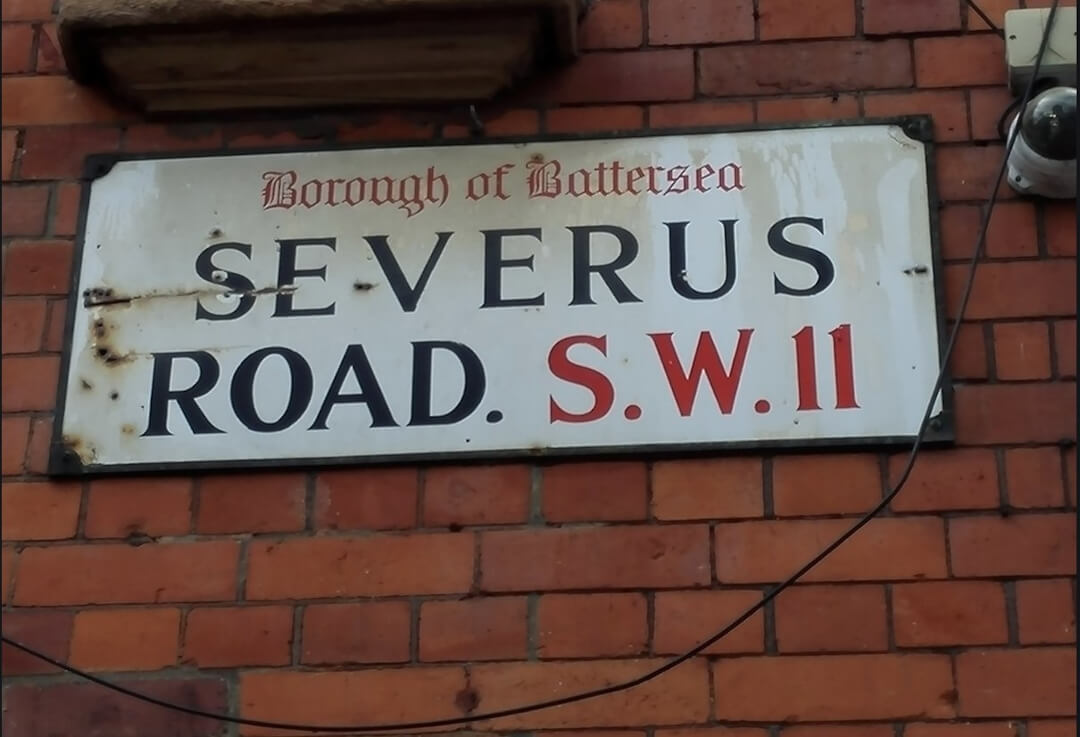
1;0;1077;735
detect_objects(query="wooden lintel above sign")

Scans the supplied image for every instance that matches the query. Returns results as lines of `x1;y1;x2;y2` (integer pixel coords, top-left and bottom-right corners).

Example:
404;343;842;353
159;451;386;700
57;0;588;115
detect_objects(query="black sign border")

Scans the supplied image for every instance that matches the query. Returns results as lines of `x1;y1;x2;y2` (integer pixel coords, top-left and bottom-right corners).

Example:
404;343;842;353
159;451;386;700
49;116;955;477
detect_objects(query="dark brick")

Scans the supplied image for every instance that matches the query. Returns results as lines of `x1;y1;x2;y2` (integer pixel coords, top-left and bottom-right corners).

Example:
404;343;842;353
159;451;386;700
2;679;228;737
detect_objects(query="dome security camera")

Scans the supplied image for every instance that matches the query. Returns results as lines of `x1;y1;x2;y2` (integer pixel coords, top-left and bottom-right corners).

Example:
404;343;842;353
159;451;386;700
1006;86;1077;199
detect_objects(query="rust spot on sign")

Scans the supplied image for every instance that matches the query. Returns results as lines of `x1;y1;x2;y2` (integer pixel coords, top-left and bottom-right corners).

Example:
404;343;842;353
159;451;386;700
83;283;297;308
61;434;97;464
94;346;134;365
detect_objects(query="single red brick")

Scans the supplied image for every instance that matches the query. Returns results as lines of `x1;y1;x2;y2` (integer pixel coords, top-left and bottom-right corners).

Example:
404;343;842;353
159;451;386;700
1;480;81;541
1;24;33;74
196;472;305;533
51;181;82;236
863;91;968;142
904;724;1017;737
700;40;912;97
470;659;710;729
946;261;1075;320
937;145;1012;202
1053;319;1076;378
987;201;1039;257
888;448;999;512
994;322;1053;380
954;383;1076;445
648;101;754;129
14;541;240;605
955;648;1076;717
1044;203;1076;257
546;105;643;133
714;518;947;583
654;589;764;654
652;457;762;520
1017;578;1076;644
84;477;193;538
1006;446;1066;508
1;415;29;475
939;202;1037;260
1028;722;1080;737
301;601;411;665
1;546;15;602
0;354;59;411
336;114;435;142
713;654;955;721
537;724;632;737
965;0;1020;31
481;525;710;591
1066;447;1077;506
775;584;887;653
756;94;859;123
1;76;130;126
24;416;51;474
1;298;46;353
2;240;74;295
538;50;694;104
782;727;894;737
656;721;768;734
948;322;989;379
224;127;318;149
536;593;647;658
43;298;66;351
240;668;468;730
35;22;64;73
1;184;49;235
315;467;417;531
442;107;540;138
648;0;754;44
2;0;52;20
0;610;72;675
70;607;180;671
419;597;527;662
542;460;647;522
19;126;121;179
580;0;643;49
939;205;980;261
123;123;223;152
247;534;474;599
3;679;228;737
759;0;855;39
950;513;1076;577
893;580;1008;647
970;87;1014;141
864;0;962;33
772;453;881;516
2;129;17;180
184;606;293;667
915;35;1005;87
423;464;529;526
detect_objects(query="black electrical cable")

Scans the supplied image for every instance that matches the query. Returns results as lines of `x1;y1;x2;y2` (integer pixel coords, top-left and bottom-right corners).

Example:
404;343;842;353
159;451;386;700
0;2;1062;732
966;0;1006;37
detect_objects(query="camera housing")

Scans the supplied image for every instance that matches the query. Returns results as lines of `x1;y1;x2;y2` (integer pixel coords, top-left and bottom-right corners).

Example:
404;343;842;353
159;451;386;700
1006;86;1077;199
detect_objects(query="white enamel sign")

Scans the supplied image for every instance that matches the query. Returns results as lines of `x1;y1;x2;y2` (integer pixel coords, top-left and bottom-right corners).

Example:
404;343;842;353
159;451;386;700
53;122;948;474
